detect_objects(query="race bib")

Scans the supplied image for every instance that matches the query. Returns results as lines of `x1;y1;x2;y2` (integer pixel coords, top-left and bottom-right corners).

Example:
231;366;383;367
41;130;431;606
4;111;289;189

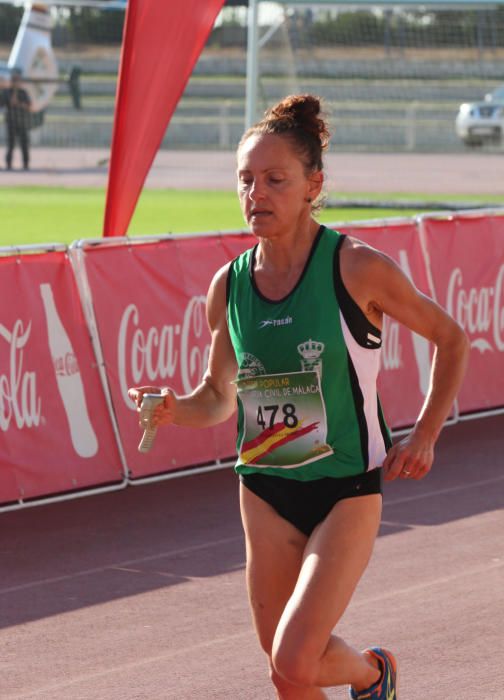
236;371;333;468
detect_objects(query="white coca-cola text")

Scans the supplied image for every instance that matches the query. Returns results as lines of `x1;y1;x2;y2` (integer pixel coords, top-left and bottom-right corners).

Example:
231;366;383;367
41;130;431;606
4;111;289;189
118;296;210;407
446;265;504;352
0;320;41;431
381;315;402;371
54;352;79;377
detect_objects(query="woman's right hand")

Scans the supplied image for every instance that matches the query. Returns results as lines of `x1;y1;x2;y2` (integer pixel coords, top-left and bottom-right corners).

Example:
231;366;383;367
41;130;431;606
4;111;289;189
128;386;177;427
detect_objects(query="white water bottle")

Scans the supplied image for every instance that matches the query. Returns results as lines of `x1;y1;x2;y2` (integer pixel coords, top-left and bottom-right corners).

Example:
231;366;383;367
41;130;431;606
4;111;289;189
40;283;98;458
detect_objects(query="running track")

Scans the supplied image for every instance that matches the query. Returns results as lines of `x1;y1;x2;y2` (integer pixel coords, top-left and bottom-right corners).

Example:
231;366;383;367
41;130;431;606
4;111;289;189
1;414;503;699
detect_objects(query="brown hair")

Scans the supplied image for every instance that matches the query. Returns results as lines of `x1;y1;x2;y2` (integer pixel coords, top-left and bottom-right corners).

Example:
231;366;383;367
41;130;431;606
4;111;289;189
239;94;330;175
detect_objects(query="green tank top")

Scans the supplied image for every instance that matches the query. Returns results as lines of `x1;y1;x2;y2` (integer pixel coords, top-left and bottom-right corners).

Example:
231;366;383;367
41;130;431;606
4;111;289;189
226;225;391;481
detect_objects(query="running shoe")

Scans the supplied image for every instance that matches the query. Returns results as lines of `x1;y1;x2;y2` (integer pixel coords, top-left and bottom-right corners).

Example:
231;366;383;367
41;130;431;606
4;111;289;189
348;647;397;700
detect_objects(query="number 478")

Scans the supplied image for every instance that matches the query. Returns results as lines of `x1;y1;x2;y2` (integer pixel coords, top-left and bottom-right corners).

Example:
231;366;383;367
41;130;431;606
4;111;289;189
256;403;298;430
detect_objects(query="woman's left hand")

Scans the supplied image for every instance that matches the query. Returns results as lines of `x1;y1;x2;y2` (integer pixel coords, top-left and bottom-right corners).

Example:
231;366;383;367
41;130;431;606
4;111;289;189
382;429;435;481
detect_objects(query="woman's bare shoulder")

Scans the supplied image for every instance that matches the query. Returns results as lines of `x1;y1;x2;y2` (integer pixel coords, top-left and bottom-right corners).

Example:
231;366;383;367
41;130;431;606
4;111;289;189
340;235;397;280
206;261;233;328
342;234;387;260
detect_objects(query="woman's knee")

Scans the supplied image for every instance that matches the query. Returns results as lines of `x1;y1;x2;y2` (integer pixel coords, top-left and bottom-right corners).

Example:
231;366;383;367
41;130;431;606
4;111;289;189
271;636;320;688
269;664;292;695
269;660;316;698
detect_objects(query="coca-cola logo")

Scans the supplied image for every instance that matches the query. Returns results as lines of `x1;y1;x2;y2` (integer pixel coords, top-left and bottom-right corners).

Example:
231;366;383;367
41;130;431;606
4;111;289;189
54;352;79;377
118;296;210;407
0;320;41;431
380;315;402;371
446;265;504;353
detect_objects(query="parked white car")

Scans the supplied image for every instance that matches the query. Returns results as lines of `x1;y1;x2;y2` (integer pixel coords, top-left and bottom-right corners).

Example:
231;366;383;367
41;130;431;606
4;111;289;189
455;84;504;146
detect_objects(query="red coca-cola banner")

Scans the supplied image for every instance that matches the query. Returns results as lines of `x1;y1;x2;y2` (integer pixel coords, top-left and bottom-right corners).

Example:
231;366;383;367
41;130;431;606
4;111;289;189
420;213;504;413
82;235;253;479
2;216;502;504
0;250;123;505
81;224;437;482
335;220;435;429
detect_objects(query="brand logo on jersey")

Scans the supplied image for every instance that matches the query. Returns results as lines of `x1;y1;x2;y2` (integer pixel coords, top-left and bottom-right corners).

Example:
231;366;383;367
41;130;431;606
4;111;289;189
258;316;293;330
367;331;381;347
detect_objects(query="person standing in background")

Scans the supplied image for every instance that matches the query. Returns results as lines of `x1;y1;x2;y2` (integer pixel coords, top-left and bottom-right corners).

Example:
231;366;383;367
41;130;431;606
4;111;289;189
1;68;32;171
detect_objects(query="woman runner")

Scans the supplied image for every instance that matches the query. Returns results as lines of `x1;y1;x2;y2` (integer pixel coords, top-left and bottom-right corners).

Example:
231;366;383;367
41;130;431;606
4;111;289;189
129;94;469;699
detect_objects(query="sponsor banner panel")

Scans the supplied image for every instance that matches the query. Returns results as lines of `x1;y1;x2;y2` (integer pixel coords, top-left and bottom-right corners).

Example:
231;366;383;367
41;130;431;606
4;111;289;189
334;221;435;429
0;251;123;504
84;236;247;478
219;232;255;260
422;214;504;413
173;235;252;460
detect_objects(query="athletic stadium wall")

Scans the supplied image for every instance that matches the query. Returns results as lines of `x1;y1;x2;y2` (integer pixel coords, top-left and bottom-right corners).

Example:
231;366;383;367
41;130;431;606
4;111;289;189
1;209;503;511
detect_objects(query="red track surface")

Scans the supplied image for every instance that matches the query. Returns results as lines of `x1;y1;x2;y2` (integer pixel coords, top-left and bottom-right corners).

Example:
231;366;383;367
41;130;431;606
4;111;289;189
1;414;503;699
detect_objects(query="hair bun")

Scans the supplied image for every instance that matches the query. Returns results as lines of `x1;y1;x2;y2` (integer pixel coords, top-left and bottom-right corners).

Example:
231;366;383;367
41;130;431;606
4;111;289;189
238;93;331;177
268;95;329;149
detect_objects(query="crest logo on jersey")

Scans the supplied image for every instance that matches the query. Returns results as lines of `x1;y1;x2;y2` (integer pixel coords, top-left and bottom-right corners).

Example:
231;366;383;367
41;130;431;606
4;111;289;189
298;339;324;378
237;352;266;380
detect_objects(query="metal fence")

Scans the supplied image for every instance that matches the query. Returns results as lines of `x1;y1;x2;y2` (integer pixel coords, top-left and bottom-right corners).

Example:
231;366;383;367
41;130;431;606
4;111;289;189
1;5;504;153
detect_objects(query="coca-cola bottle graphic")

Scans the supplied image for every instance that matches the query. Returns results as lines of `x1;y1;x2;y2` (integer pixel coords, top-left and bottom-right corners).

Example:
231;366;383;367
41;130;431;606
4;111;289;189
40;283;98;458
398;250;432;396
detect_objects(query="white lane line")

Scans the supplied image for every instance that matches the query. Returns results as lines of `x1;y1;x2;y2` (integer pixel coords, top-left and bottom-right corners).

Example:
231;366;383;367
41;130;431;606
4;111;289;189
383;474;504;507
4;559;503;699
351;559;504;609
0;535;243;596
3;630;256;699
379;519;416;529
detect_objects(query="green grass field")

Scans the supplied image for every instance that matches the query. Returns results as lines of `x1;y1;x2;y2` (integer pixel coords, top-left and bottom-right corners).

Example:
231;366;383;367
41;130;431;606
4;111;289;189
2;187;504;247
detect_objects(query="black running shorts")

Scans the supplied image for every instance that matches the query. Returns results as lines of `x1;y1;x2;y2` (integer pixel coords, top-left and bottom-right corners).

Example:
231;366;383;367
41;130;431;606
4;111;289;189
240;468;382;537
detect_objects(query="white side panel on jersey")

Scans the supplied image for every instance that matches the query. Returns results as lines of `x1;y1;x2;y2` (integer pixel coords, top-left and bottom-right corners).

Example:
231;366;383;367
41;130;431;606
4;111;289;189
340;311;387;470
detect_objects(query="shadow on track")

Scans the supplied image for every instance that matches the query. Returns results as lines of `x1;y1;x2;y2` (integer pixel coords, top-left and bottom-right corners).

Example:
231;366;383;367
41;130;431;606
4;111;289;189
0;415;502;630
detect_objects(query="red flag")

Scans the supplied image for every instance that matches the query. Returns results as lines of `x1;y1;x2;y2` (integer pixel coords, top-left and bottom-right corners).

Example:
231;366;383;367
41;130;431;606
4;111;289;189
103;0;226;237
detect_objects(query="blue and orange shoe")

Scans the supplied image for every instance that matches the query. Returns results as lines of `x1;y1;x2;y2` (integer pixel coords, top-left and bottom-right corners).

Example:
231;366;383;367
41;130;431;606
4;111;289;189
348;647;397;700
